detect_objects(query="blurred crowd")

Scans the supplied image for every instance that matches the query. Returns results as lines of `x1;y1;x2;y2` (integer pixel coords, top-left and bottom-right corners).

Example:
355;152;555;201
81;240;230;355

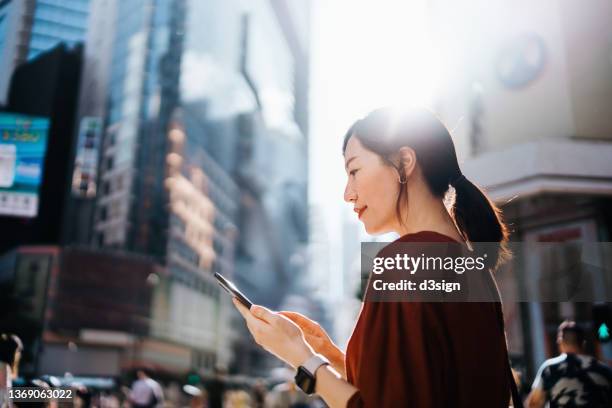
0;333;326;408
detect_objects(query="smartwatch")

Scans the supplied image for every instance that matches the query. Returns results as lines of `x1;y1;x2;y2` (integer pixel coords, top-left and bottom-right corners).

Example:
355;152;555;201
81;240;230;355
294;354;330;395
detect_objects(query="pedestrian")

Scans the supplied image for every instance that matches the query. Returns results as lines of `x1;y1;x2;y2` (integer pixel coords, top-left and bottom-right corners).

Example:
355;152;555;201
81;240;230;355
526;320;612;407
182;384;206;408
232;107;521;407
0;333;23;408
128;369;164;408
203;366;225;408
250;379;266;408
264;369;317;408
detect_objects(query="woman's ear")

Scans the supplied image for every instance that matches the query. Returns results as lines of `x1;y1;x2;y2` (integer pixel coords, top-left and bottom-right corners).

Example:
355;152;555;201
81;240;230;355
398;146;417;178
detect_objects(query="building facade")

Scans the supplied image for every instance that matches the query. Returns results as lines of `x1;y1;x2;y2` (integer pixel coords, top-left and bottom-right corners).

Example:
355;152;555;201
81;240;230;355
0;44;83;254
0;0;35;105
27;0;90;60
0;0;90;105
431;0;612;379
91;0;311;375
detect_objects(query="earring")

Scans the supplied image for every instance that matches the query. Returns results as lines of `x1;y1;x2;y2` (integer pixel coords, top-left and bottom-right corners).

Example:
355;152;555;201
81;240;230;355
394;162;407;184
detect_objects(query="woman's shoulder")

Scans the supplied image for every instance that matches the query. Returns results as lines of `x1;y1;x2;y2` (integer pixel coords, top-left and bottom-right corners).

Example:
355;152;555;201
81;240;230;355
374;230;459;259
377;230;462;255
395;230;460;243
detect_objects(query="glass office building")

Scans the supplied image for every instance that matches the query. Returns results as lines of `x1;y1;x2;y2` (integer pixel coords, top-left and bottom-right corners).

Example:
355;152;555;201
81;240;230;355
0;0;90;103
27;0;90;60
93;0;312;374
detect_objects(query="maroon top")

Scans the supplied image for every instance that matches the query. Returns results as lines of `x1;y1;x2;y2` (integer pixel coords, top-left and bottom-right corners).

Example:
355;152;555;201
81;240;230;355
345;231;512;407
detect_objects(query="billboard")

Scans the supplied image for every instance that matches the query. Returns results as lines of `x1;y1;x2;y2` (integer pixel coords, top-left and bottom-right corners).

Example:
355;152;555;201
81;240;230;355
0;113;49;217
71;117;102;197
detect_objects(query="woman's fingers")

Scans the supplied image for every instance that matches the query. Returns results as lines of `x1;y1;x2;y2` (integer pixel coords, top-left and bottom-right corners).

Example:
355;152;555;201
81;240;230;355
232;298;269;344
279;311;317;329
278;310;303;319
279;310;310;322
232;297;251;318
251;305;278;324
232;298;286;331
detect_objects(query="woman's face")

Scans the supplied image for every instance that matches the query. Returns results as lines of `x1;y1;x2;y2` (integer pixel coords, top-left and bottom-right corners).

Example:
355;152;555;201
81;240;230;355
344;135;402;234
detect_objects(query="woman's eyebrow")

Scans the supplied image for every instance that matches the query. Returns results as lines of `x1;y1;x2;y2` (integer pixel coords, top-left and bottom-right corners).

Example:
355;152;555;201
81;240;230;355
345;156;358;169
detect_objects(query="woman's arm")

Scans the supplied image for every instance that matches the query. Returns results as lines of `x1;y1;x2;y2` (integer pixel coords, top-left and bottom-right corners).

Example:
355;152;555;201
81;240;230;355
233;299;360;407
319;344;347;380
279;311;347;379
314;365;361;408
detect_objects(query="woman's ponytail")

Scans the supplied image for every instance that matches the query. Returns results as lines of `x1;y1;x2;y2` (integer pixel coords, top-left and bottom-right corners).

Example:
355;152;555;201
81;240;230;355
450;176;511;271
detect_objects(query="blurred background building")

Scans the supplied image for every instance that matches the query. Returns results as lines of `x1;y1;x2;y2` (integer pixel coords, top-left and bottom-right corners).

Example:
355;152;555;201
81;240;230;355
0;43;83;253
429;0;612;378
1;0;315;381
0;0;91;105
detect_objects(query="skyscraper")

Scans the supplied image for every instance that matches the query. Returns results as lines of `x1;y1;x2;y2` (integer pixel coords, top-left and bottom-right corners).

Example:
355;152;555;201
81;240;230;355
27;0;90;60
0;0;34;105
92;0;311;373
0;0;90;104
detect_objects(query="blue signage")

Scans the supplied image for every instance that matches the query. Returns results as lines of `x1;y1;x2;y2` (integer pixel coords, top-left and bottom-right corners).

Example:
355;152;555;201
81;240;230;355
0;113;50;217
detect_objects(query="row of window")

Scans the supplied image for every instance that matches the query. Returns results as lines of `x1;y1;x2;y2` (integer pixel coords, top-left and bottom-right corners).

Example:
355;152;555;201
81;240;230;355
170;262;220;300
95;223;125;247
168;232;200;267
97;198;123;222
35;1;89;23
31;19;85;38
192;350;216;371
101;174;125;196
38;0;91;14
33;12;88;31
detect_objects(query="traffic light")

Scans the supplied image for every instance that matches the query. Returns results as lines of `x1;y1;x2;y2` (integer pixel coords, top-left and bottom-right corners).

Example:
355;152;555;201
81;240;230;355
592;304;611;343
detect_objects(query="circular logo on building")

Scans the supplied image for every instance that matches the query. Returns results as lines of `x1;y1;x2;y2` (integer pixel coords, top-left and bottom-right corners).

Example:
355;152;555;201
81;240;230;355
496;33;547;89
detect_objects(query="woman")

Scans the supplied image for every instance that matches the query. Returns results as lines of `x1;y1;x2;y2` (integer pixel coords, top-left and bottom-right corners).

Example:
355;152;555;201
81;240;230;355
233;108;521;407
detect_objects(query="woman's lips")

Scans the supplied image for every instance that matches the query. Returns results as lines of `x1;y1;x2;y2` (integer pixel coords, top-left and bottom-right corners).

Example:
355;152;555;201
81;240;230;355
358;206;367;219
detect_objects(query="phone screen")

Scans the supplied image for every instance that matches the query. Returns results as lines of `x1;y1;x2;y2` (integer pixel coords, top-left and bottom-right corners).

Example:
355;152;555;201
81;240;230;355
214;272;253;309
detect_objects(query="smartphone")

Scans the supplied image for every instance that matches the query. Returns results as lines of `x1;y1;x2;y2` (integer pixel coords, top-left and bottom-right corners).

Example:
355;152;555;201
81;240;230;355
214;272;253;309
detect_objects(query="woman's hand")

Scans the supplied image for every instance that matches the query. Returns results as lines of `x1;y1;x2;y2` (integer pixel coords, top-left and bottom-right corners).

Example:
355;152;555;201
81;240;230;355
232;298;315;368
278;311;333;352
233;299;358;408
279;311;347;378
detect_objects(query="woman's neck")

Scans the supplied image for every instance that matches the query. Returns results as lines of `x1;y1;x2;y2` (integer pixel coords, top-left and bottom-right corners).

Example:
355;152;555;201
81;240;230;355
394;187;464;244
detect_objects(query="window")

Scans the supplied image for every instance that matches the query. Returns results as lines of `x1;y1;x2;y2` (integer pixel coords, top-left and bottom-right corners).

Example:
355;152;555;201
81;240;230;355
115;175;123;190
99;206;107;221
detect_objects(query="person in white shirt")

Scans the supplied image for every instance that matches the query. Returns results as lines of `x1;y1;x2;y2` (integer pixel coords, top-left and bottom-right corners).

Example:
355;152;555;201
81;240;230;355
129;369;164;408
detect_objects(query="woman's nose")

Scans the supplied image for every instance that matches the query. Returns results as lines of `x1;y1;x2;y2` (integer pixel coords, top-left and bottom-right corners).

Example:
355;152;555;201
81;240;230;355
344;181;356;203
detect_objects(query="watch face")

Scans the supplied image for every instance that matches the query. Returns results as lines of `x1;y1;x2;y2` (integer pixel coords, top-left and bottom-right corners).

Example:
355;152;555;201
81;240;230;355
496;33;546;89
295;366;315;394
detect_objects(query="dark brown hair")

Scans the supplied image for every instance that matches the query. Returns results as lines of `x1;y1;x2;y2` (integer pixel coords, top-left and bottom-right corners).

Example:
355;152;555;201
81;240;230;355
0;333;23;374
342;107;510;270
557;320;585;347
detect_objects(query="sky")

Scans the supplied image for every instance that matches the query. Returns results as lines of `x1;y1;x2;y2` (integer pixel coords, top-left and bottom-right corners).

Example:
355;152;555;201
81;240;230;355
309;0;438;296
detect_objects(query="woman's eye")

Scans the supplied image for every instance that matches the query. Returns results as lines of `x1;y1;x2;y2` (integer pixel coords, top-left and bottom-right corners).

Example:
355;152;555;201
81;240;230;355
349;169;359;176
